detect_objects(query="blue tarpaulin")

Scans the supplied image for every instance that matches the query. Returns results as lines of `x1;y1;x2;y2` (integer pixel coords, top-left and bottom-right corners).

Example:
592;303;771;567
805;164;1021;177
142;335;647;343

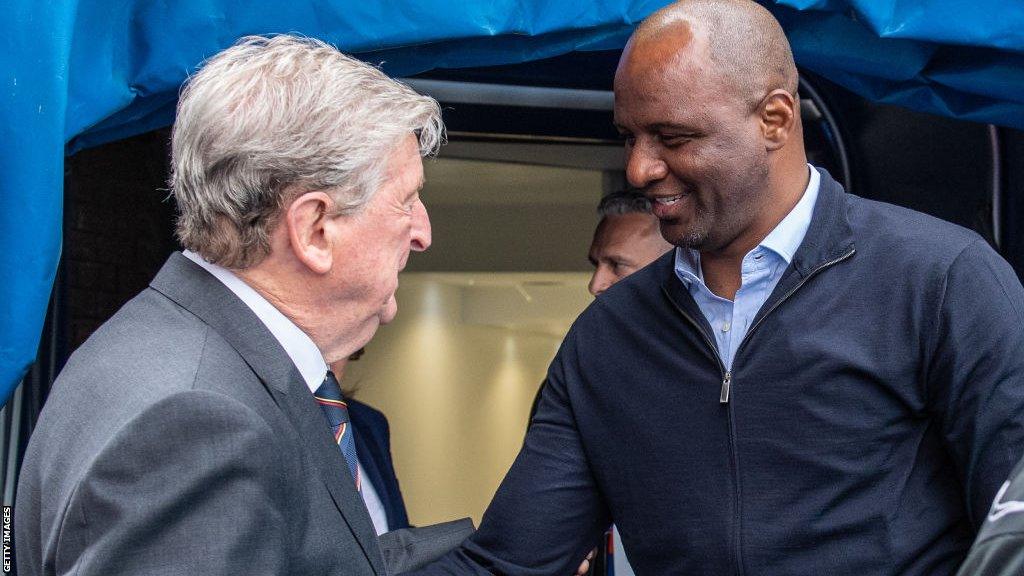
2;0;1023;406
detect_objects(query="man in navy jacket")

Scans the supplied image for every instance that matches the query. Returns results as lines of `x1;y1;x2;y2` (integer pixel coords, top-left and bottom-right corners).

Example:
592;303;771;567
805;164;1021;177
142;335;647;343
405;1;1024;574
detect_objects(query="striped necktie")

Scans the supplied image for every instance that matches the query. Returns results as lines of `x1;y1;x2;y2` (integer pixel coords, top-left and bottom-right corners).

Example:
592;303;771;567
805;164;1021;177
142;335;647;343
314;371;361;491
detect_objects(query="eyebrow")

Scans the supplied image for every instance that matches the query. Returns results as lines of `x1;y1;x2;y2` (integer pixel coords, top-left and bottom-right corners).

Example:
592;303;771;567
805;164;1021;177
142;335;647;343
649;122;699;133
406;177;425;201
613;121;700;135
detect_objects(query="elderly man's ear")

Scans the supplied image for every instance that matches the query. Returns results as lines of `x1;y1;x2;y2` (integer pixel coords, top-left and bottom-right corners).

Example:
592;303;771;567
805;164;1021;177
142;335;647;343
285;190;338;274
760;89;798;151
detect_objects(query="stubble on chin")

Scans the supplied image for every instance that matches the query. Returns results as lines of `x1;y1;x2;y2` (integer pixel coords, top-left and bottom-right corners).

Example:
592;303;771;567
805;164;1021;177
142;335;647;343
678;231;707;250
661;211;710;250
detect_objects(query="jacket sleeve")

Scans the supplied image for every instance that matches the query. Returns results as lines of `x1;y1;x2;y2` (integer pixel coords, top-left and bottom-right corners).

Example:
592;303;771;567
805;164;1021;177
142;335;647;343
58;390;290;576
927;239;1024;530
403;329;612;575
379;518;476;573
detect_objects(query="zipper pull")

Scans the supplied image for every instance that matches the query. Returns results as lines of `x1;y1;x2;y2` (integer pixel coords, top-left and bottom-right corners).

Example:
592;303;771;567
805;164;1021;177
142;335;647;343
720;371;732;404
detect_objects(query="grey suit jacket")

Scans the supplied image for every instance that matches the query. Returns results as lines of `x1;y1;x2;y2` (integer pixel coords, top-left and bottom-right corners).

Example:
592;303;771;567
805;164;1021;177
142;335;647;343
15;252;470;576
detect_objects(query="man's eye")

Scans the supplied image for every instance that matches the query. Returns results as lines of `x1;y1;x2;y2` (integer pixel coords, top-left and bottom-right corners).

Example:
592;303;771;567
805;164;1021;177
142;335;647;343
660;134;690;147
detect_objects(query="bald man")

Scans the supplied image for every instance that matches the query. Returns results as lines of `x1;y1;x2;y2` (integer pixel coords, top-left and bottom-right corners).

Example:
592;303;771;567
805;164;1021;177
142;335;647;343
408;2;1024;575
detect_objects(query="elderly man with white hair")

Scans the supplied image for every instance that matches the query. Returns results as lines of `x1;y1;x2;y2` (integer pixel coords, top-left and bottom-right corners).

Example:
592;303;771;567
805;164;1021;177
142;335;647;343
15;35;471;576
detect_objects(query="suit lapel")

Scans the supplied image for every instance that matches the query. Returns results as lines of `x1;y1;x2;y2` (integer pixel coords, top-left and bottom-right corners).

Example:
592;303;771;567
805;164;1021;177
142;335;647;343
274;389;387;575
150;253;385;575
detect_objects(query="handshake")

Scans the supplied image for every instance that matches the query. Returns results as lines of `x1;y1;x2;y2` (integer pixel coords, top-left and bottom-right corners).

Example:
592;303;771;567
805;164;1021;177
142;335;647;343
380;520;596;575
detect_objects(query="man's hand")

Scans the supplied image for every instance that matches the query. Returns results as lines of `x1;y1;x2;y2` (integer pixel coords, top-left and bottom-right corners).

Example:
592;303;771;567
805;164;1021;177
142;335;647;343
575;548;597;576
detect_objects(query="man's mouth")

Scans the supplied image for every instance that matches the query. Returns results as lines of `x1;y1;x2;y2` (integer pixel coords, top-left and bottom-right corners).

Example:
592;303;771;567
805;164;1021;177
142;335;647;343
648;190;691;220
653;194;686;206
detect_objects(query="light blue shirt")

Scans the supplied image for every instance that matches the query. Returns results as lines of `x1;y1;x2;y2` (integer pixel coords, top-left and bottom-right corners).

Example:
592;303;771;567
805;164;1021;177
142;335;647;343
674;165;820;370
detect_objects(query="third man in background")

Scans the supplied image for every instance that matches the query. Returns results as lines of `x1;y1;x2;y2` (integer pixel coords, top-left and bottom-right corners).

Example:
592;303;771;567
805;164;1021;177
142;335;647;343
587;190;673;296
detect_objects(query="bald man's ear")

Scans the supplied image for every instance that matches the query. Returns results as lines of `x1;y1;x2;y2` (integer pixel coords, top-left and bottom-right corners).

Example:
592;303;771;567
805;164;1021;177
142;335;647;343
284;190;336;275
759;89;798;151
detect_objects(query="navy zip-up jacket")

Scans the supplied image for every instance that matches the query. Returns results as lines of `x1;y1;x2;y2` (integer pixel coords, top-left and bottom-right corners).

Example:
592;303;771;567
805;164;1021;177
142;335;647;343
410;169;1024;576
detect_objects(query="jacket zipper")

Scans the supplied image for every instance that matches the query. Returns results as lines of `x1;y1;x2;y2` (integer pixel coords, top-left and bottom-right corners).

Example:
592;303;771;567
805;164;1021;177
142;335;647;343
661;291;740;573
722;246;856;402
663;296;727;378
661;244;855;576
720;371;732;403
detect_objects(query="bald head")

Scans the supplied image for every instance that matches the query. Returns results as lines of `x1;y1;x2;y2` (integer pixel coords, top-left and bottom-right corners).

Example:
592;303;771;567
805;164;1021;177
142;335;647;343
632;0;798;108
613;0;809;257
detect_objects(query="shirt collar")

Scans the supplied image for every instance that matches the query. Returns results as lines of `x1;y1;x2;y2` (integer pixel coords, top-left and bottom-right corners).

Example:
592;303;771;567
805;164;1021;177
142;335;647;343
183;250;328;393
674;244;703;287
674;164;820;285
759;164;820;265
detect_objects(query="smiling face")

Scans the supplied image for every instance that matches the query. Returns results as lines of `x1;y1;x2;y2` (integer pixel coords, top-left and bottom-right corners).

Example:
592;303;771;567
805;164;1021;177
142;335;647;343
327;134;430;342
613;23;771;254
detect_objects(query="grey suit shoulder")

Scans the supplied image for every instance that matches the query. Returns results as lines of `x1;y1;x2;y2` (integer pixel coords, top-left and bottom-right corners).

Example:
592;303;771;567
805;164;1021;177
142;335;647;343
15;253;467;576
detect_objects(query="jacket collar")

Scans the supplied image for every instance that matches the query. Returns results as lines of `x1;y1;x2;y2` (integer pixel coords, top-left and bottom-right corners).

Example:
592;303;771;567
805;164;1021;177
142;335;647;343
788;167;855;279
182;250;328;393
150;253;386;575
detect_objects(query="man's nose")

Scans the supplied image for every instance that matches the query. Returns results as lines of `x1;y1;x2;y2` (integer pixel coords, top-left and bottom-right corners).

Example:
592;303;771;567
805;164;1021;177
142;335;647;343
411;199;431;252
588;265;615;296
625;140;668;189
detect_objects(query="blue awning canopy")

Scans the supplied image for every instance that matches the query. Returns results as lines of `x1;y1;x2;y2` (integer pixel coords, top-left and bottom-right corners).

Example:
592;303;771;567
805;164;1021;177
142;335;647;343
2;0;1023;404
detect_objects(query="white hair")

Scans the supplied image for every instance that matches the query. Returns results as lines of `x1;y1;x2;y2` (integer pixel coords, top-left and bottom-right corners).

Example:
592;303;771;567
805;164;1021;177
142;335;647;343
171;34;444;268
